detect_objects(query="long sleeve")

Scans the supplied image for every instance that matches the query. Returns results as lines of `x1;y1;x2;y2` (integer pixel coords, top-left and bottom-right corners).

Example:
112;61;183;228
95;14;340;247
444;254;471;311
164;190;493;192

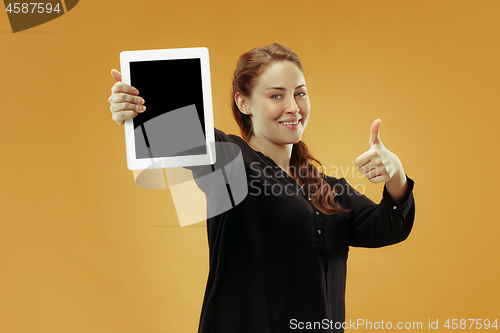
346;176;415;248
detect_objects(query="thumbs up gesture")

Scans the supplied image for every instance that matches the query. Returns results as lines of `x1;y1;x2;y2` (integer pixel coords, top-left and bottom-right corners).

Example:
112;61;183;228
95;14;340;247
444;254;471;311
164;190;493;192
356;119;408;202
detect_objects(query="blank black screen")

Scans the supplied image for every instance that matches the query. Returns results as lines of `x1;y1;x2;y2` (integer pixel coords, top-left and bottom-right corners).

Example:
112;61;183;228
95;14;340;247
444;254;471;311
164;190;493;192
130;58;206;158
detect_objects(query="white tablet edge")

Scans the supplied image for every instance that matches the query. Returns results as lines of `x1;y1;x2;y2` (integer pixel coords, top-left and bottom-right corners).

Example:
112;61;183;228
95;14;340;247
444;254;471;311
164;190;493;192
119;47;216;170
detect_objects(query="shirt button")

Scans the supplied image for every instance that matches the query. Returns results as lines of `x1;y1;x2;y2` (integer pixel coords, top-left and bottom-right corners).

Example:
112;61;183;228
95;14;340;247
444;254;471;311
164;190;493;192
393;205;397;210
315;211;320;216
318;229;322;234
308;197;311;201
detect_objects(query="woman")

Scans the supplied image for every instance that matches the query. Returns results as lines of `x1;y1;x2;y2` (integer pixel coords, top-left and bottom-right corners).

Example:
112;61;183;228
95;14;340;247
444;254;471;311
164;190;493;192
108;43;415;333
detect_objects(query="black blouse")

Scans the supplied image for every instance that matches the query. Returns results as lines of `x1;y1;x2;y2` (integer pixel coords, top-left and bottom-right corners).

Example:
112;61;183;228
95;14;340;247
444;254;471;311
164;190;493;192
193;129;415;333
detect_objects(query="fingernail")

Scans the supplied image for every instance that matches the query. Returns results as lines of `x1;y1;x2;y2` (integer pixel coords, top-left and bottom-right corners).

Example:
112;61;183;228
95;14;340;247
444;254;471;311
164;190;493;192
134;90;139;95
141;105;146;112
137;97;144;104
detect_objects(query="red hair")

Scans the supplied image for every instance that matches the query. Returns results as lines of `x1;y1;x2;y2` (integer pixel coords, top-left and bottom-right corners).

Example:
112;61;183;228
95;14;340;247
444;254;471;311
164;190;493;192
231;43;344;215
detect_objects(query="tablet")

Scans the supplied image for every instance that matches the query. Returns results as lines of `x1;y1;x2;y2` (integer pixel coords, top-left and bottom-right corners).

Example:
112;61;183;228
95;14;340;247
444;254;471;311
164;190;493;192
120;47;216;170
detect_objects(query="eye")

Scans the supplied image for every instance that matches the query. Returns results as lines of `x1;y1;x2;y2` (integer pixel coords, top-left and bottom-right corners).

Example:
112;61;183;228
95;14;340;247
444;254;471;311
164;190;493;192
295;91;307;97
271;94;282;100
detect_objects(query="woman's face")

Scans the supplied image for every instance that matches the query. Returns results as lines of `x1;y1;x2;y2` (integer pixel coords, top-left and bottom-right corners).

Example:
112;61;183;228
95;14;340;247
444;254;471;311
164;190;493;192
246;61;310;147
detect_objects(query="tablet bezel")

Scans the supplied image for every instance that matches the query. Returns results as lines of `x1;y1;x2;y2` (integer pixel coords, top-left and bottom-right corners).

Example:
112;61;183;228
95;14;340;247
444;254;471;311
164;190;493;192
120;47;216;170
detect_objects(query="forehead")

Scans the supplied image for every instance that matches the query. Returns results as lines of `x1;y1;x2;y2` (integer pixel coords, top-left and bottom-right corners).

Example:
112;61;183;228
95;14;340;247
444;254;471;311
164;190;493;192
255;61;305;88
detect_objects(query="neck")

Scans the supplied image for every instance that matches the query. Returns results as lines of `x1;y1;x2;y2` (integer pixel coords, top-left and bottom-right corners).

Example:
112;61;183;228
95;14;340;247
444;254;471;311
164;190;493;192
248;137;294;175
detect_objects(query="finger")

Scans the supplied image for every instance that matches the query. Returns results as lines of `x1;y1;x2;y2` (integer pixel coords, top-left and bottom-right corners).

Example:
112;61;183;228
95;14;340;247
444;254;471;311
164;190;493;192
111;81;139;96
112;110;138;125
358;156;382;173
369;119;381;146
367;173;389;184
111;69;122;82
110;102;146;113
108;93;145;106
355;150;375;168
363;164;386;179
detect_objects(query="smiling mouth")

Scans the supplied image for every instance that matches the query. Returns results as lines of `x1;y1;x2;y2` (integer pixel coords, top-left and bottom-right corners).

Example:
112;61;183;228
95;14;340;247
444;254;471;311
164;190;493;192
279;119;301;125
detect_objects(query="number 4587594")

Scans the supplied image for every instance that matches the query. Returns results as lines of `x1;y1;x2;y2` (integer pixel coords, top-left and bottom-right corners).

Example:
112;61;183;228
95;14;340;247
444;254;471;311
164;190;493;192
444;319;498;330
5;3;61;14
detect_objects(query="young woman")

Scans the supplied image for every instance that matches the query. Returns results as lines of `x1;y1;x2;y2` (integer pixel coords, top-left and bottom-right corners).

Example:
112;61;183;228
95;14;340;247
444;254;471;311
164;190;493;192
108;43;415;333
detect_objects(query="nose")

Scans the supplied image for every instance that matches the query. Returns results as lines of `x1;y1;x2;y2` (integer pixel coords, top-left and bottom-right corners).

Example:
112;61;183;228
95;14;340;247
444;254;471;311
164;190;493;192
284;94;300;114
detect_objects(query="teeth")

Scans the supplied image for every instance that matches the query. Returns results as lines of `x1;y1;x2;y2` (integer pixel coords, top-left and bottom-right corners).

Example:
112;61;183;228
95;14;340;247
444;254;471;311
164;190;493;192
281;120;300;125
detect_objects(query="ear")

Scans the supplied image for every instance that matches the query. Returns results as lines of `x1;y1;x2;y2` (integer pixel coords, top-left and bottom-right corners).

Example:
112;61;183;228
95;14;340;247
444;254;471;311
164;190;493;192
235;93;251;115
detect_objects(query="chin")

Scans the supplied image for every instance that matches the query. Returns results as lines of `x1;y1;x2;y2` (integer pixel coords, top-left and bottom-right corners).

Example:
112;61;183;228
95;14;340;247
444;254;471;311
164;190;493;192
287;134;303;144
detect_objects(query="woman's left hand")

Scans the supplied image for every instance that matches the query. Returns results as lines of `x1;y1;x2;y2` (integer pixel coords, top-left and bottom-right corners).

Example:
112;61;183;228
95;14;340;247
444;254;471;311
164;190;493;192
355;119;408;203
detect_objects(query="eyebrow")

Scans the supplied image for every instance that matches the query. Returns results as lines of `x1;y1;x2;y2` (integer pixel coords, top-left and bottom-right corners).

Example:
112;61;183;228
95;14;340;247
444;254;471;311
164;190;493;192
265;84;306;91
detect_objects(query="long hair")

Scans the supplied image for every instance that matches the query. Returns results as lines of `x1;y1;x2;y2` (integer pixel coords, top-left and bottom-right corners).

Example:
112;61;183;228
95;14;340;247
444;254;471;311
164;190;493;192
231;43;344;215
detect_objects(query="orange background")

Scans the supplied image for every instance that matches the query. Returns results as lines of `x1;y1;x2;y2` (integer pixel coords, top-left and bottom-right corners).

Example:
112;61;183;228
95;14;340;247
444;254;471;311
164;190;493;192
1;0;499;332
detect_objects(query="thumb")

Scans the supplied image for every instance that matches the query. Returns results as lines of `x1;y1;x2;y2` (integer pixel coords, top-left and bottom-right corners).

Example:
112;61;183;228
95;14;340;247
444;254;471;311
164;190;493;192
369;119;381;146
111;69;122;82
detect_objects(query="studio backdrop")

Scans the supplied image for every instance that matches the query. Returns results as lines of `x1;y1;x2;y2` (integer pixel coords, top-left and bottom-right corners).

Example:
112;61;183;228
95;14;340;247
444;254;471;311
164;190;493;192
1;0;499;332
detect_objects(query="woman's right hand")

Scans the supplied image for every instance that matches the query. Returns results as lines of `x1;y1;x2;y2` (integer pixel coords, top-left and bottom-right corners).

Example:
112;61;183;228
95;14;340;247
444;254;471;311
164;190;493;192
108;69;146;126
